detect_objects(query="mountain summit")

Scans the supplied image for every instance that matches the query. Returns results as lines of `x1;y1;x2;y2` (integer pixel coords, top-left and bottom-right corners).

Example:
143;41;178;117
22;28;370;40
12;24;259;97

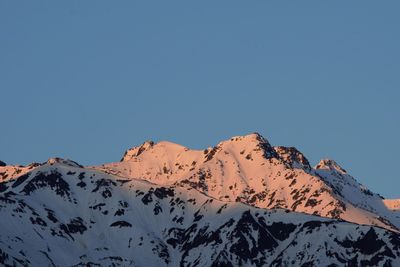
0;133;399;266
97;133;400;232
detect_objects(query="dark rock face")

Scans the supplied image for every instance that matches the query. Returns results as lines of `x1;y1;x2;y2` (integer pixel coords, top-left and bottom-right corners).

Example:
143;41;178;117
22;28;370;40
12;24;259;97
154;187;175;199
228;211;278;265
253;134;279;160
354;228;386;255
264;221;297;241
60;217;87;238
12;173;30;188
21;171;71;199
274;146;311;171
204;146;219;162
120;140;155;161
0;160;6;167
110;221;132;228
0;182;8;193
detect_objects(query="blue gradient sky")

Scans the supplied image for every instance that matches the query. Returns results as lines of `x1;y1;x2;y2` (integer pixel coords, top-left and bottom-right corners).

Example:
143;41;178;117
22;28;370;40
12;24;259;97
1;1;399;198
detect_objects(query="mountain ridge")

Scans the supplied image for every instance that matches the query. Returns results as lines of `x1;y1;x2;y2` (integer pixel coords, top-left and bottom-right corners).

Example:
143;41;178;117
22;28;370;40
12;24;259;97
1;160;400;266
93;133;400;232
1;133;399;266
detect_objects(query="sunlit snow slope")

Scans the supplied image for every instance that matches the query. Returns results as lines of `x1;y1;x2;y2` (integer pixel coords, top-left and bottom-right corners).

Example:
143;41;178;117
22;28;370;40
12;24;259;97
95;133;400;232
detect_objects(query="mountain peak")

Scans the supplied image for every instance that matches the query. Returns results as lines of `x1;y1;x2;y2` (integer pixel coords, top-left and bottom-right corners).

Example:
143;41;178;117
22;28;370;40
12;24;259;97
46;157;83;168
315;159;347;174
219;132;277;159
0;160;6;167
226;132;268;144
120;140;155;161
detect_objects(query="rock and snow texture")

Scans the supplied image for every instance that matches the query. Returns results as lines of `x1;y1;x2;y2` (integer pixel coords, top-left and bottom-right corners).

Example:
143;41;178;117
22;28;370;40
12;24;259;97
96;133;400;232
0;133;399;266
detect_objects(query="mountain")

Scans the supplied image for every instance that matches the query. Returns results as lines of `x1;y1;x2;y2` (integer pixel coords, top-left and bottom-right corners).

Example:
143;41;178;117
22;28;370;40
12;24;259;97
95;133;400;232
0;133;399;266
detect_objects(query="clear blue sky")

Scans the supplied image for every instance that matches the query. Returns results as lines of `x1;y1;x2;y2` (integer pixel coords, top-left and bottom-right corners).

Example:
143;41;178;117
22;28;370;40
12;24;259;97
1;1;399;198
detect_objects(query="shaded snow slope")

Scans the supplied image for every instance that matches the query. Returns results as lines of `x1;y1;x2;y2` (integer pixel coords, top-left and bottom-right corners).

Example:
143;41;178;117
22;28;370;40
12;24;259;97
1;162;400;266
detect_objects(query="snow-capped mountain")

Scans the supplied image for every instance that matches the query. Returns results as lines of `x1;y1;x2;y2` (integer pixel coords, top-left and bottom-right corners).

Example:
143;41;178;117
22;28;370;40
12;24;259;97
95;133;400;232
0;133;399;266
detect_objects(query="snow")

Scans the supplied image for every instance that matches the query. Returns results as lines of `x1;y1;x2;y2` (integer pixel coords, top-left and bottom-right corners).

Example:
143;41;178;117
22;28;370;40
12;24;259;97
1;133;399;266
93;133;399;232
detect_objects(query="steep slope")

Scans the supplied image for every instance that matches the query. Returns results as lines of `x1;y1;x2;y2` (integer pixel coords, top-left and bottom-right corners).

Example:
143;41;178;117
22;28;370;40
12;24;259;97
1;161;400;266
95;133;399;231
315;159;400;230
